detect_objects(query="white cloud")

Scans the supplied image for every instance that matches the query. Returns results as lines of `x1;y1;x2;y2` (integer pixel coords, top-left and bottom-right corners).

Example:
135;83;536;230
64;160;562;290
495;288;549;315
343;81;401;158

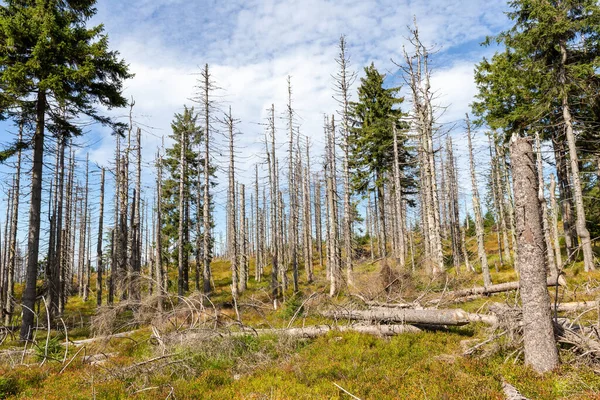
0;0;514;231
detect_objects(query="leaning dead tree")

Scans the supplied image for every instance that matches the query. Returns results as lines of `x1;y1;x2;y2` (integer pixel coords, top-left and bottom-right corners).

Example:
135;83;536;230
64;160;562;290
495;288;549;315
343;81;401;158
510;135;559;373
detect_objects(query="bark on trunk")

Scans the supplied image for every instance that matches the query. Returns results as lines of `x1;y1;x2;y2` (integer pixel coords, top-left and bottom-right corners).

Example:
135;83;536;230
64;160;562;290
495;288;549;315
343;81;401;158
20;90;46;341
510;135;559;373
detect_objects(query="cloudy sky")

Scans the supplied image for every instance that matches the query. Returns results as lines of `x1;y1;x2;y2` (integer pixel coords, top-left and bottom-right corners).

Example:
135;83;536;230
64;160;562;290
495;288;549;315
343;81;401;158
0;0;512;246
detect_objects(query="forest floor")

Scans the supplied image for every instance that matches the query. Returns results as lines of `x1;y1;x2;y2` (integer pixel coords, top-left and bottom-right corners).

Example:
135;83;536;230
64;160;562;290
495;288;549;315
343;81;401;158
3;250;600;399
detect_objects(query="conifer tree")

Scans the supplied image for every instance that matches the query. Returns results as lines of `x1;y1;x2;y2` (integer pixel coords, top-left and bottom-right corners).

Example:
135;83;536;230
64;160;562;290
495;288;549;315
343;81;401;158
0;0;131;340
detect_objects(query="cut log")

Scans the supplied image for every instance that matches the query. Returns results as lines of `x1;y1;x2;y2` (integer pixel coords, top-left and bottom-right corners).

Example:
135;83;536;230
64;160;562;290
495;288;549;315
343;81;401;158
436;275;566;300
321;308;497;326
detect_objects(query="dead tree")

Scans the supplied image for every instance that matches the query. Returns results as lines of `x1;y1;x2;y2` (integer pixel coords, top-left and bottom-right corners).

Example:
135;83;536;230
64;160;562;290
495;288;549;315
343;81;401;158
510;135;559;373
254;165;262;282
303;137;314;283
286;77;299;293
4;126;22;325
549;174;563;269
239;183;248;293
266;104;280;307
535;133;557;276
401;23;443;274
392;125;406;269
325;115;341;296
96;168;105;307
177;122;187;298
446;136;462;271
559;41;594;272
467;115;491;287
333;35;356;284
155;151;165;311
314;173;323;268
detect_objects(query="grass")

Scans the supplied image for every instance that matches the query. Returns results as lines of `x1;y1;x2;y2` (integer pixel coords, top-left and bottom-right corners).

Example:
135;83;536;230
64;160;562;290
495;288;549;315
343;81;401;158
4;232;600;399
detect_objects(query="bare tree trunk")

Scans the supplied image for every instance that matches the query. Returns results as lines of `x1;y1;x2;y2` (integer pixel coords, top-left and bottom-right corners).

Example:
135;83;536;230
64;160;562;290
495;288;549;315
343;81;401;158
314;174;323;268
552;132;577;255
334;35;355;285
178;123;187;298
549;174;563;269
303;137;314;283
492;142;511;264
467;115;491;287
535;133;558;276
20;90;46;340
510;135;559;373
5;125;22;325
239;184;248;293
201;64;213;294
82;155;90;301
254;165;261;282
155;151;164;311
267;104;279;308
287;77;299;293
392;125;406;268
446;137;462;271
132;127;142;300
488;136;504;268
560;41;594;272
326;116;341;296
96;168;105;307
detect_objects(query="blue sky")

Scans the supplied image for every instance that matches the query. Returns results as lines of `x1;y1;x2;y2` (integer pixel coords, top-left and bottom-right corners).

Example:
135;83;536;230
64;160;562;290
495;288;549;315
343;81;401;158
0;0;513;252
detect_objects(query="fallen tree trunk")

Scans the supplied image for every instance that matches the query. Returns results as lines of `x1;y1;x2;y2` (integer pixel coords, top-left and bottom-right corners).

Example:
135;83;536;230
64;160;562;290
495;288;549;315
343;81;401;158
166;324;422;344
321;308;497;326
71;329;142;347
555;300;598;313
433;275;566;301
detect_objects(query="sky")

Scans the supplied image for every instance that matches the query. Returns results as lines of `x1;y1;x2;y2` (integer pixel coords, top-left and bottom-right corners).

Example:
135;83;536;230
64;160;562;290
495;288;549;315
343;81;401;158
0;0;514;252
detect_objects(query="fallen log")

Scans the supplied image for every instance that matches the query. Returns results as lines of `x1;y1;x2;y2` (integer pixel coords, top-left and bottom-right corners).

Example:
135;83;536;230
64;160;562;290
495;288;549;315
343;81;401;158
71;329;142;347
433;275;566;301
321;308;497;326
166;324;422;344
555;300;599;312
363;300;415;309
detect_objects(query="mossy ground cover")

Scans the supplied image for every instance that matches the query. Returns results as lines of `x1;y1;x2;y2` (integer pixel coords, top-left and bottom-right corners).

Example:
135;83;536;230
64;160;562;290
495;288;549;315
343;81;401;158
3;242;600;399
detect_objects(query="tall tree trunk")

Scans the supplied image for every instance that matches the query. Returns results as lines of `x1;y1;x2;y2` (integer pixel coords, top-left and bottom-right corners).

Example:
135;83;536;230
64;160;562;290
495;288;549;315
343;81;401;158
549;174;563;269
239;184;248;293
82;155;90;301
535;133;558;276
96;168;105;307
178;124;187;298
155;152;164;311
201;64;213;295
267;104;279;308
20;90;46;341
393;125;406;269
510;135;559;373
467;115;491;287
552;132;577;256
560;41;594;272
5;125;22;325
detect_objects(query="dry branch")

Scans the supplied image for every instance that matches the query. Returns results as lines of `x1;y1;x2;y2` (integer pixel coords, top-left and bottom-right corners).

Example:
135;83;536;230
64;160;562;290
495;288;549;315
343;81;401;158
502;381;530;400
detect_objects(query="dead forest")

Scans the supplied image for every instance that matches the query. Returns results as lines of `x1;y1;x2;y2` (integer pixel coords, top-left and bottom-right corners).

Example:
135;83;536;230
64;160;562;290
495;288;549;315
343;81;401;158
1;0;600;399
